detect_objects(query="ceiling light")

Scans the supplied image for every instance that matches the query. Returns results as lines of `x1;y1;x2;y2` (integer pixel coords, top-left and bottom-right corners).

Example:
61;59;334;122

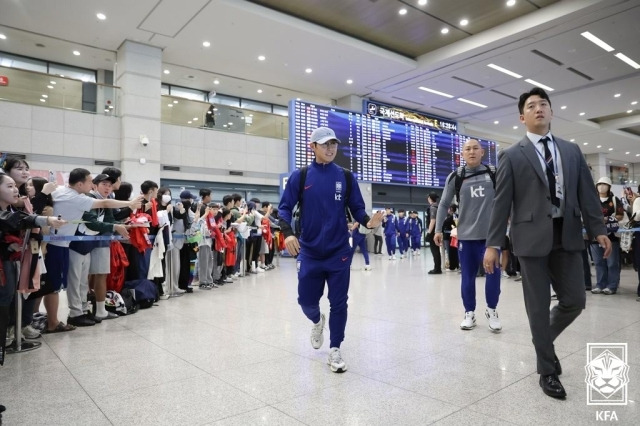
627;110;633;113
346;79;353;84
305;68;312;73
258;55;266;61
296;98;301;101
193;117;198;121
250;114;253;117
96;13;106;20
257;89;263;93
139;158;146;165
615;52;640;69
50;81;56;85
167;104;173;107
608;148;613;151
494;121;499;124
399;8;407;15
460;19;469;26
561;106;567;109
457;98;487;108
173;100;178;104
513;126;518;129
164;70;170;74
418;86;454;98
228;122;233;125
632;101;638;105
506;0;516;6
637;154;640;157
614;93;621;98
487;63;522;79
73;50;80;56
441;28;449;34
42;94;48;98
39;98;46;102
579;112;585;116
580;31;614;52
418;0;427;5
597;145;602;148
570;139;575;142
524;78;554;91
0;34;6;40
213;79;219;85
626;152;630;155
188;121;192;124
583;143;588;146
47;85;53;89
202;41;211;47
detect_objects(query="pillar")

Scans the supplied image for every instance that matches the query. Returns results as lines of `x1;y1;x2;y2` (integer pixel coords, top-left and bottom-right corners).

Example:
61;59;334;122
115;41;162;193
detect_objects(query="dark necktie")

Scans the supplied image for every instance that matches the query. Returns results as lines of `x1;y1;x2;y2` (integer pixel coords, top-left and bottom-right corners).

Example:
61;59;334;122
540;137;560;207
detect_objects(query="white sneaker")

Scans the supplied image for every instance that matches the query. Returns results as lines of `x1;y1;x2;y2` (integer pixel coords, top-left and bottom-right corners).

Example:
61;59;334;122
255;266;265;273
401;254;406;259
327;347;347;373
392;255;396;260
389;256;393;260
501;271;510;279
159;294;170;300
363;265;372;271
22;324;41;339
460;311;476;330
310;313;326;349
485;308;502;332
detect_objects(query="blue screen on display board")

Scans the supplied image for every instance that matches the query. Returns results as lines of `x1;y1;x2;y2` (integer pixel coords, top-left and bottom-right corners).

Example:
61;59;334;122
289;100;497;188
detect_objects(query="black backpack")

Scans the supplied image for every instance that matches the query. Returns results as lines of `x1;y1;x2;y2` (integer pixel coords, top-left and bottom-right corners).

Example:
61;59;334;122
292;165;353;237
447;164;496;203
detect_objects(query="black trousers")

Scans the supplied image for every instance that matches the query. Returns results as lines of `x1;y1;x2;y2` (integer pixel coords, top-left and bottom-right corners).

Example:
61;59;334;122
373;235;383;254
427;232;441;271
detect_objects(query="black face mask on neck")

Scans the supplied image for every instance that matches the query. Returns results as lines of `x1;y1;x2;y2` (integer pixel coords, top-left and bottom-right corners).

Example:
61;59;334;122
182;200;192;209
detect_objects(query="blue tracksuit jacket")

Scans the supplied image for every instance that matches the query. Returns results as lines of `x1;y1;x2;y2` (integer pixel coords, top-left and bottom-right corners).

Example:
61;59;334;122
279;161;370;259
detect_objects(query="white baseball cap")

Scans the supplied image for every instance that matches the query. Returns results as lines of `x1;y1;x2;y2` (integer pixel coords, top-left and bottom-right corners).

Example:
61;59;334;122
596;176;612;187
310;127;341;144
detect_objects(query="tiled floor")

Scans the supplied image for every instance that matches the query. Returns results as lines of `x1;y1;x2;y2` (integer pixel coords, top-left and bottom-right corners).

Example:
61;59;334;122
2;250;640;425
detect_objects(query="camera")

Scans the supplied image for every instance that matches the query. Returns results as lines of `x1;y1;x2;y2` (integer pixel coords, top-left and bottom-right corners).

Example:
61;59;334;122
139;135;149;146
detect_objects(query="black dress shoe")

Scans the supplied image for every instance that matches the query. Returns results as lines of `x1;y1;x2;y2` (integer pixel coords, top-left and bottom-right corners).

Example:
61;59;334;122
67;315;95;327
539;374;566;398
185;287;193;293
85;312;102;324
427;269;442;275
554;355;562;376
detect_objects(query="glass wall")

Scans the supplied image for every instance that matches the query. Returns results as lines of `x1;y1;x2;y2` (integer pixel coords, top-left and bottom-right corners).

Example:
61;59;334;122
161;95;288;140
0;65;118;115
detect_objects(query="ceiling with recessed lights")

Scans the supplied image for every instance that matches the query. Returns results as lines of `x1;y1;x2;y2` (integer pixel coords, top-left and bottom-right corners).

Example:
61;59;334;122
0;0;638;163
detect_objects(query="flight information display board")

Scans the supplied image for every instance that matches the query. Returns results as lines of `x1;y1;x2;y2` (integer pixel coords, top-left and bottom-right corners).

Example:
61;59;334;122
289;100;497;188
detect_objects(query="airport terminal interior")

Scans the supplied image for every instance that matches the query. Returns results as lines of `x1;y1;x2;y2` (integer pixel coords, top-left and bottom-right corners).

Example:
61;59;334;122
1;0;640;424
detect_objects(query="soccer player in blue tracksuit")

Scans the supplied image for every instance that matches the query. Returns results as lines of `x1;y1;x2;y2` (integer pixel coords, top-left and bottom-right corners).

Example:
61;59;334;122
396;209;409;258
382;208;398;260
408;210;423;256
350;222;372;270
279;127;383;373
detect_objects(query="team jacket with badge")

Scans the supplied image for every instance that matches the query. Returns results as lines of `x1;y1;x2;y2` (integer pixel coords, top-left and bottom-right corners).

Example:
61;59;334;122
396;216;409;235
435;165;496;240
382;214;397;235
279;160;370;259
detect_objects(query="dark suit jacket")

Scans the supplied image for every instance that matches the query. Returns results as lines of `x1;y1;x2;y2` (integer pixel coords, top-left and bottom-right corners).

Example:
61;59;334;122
487;136;606;256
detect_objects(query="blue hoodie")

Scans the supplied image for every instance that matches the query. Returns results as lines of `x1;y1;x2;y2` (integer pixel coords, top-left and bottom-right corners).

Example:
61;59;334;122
279;160;370;259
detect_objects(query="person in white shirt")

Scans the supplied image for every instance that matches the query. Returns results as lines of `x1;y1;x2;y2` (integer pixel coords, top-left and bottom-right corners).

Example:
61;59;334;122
46;168;141;327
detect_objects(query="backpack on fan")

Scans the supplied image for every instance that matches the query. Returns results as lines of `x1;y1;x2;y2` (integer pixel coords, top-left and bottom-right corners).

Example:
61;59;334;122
447;164;496;203
124;279;158;309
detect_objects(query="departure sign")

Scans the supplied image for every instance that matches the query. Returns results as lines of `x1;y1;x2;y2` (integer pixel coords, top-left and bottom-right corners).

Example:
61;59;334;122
289;100;496;188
